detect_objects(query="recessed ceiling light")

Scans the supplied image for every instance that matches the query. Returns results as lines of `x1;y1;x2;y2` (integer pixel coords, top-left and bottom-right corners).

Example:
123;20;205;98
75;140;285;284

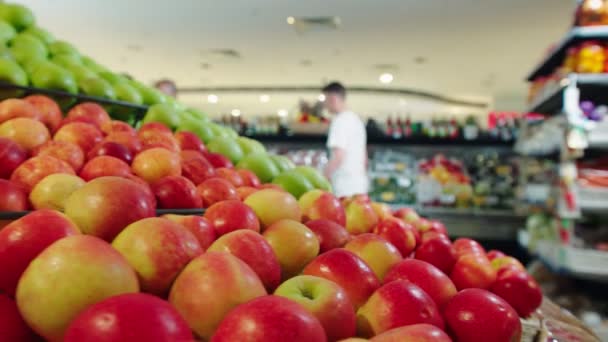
231;109;241;117
318;94;326;102
278;109;288;117
207;94;219;103
287;16;295;25
379;73;394;84
259;94;270;103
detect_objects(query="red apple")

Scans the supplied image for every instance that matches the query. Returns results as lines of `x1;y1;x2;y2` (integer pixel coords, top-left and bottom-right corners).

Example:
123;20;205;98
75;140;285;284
139;130;180;152
79;156;132;181
0;117;50;152
491;268;543;317
208;229;281;291
453;238;486;259
373;217;417;257
112;217;202;295
175;131;206;153
66;102;111;129
370;324;451;342
0;137;27;179
181;150;216;185
88;141;133;164
303;249;380;309
215;167;244;187
357;280;444;337
299;190;346;226
486;249;507;261
29;174;85;211
412;218;432;233
0;98;41;123
345;234;402;281
305;218;350;253
415;236;457;275
393;207;420;223
101;120;136;136
197;177;239;207
152;175;202;209
263;219;319;279
238;169;261;187
139;122;172;136
0;179;28;211
444;289;522;342
64;177;156;241
24;95;62;132
54;122;103;153
104;132;142;155
169;252;267;339
371;202;393;220
491;256;526;273
0;294;39;341
132;147;181;184
204;151;234;168
236;186;258;200
428;220;447;235
345;199;379;235
245;189;302;229
55;116;99;131
421;230;449;244
384;259;457;309
64;293;193;342
204;199;260;235
450;254;497;290
33;140;85;172
275;275;356;341
10;155;75;193
211;295;326;342
0;210;80;296
163;214;216;250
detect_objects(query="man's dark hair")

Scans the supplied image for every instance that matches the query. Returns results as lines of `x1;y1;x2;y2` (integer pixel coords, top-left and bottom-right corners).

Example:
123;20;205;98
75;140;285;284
322;82;346;98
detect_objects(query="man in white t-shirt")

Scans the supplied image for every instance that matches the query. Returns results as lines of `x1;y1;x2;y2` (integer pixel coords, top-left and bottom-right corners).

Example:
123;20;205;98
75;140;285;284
322;82;369;198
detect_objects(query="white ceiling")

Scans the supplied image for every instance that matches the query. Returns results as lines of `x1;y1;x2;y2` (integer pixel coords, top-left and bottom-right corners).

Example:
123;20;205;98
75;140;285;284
17;0;576;118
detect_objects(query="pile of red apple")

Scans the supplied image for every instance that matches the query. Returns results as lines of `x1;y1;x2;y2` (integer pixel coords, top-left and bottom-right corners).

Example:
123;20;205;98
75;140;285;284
0;96;542;342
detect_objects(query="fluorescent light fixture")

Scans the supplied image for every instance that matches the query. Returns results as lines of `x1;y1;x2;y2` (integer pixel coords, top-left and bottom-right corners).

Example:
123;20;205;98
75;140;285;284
207;94;219;103
318;94;326;102
287;16;295;25
259;94;270;103
277;109;288;117
379;73;394;84
231;109;241;117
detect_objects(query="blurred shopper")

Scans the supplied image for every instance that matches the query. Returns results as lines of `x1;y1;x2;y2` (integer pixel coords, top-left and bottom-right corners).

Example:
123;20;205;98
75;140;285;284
322;82;369;197
155;79;178;98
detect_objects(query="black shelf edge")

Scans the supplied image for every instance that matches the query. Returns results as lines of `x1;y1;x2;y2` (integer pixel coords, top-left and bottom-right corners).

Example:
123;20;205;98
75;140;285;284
526;74;608;114
527;26;608;81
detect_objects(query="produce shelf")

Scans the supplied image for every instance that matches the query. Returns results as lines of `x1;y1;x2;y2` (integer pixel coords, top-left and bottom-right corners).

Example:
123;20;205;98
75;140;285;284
527;26;608;81
535;241;608;283
526;74;608;115
0;209;204;220
578;185;608;213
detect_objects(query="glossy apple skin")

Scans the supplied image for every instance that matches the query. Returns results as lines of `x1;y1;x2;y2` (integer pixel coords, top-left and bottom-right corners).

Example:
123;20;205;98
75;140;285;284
197;177;239;207
0;99;41;123
64;177;156;241
204;151;234;169
453;238;486;259
491;268;543;317
370;324;451;342
101;120;137;136
0;210;80;297
384;259;457;309
345;234;402;281
24;95;62;132
487;249;507;261
211;295;327;342
53;122;103;153
373;217;417;257
175;131;206;153
66;102;111;129
236;186;258;200
79;156;132;181
64;293;194;342
245;189;302;228
370;202;393;220
181;150;216;185
263;219;319;279
237;169;261;187
345;200;379;235
88;141;134;164
33;140;85;172
204;199;260;235
208;230;281;292
163;215;216;250
415;236;457;275
275;275;356;341
0;178;28;211
444;288;522;342
450;254;497;291
138;130;180;152
299;190;347;226
393;207;420;223
10;155;75;193
491;256;526;273
0;137;27;178
104;132;142;155
357;280;444;337
215;167;244;187
139;122;172;135
16;235;139;342
152;175;202;209
0;294;39;342
303;249;380;309
305;218;350;253
112;217;203;296
0;118;50;152
29;174;86;211
132;147;181;184
169;252;267;340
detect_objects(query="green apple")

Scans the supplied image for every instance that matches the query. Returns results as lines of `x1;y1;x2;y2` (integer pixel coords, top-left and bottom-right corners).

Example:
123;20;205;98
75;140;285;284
0;57;27;99
0;45;13;59
186;108;208;121
237;136;266;155
209;123;229;138
114;82;143;104
48;40;79;57
294;166;332;191
176;116;215;143
81;56;109;74
237;153;281;183
51;53;82;68
143;103;181;129
60;62;95;82
224;127;238;138
23;26;55;45
207;136;244;164
10;33;47;64
21;56;46;74
79;77;116;100
270;154;296;172
99;71;128;85
0;4;34;31
130;80;167;105
0;20;16;45
272;170;315;199
30;61;77;94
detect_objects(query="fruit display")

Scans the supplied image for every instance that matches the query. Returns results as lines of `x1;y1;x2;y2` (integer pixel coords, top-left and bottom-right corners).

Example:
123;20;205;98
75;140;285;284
574;0;608;27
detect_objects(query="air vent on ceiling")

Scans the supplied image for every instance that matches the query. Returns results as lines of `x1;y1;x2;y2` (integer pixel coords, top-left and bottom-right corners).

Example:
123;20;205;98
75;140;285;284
290;16;341;34
207;49;242;59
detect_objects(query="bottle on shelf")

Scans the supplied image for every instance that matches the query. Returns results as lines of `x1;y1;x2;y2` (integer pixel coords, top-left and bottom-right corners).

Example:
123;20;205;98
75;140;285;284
385;116;394;137
393;117;403;139
403;116;413;138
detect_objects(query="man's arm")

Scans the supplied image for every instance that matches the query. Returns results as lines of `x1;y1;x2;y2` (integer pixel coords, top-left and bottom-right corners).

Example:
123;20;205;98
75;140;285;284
324;147;346;180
